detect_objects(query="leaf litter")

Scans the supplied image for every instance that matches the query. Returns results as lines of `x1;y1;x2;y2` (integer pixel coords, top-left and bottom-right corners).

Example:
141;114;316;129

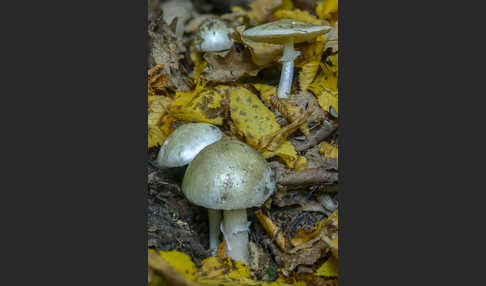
148;0;339;285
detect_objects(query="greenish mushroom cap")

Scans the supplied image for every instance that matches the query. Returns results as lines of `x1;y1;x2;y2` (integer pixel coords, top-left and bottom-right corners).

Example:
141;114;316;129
182;140;276;210
242;19;331;45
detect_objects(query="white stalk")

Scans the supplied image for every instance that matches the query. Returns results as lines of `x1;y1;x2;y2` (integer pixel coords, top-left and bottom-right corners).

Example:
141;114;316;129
277;38;301;99
208;208;221;255
223;209;249;264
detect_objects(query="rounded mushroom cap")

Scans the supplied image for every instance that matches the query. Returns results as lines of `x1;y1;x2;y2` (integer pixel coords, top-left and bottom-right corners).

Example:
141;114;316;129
182;140;276;210
156;123;223;168
194;17;234;52
242;19;331;45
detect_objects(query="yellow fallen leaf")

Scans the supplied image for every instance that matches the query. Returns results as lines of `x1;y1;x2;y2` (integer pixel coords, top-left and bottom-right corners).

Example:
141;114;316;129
319;141;338;159
308;64;338;114
315;256;338;277
295;35;325;68
148;96;173;149
170;85;230;125
298;61;320;91
198;256;251;279
294;156;308;171
316;0;338;25
272;9;323;25
252;83;276;104
157;250;197;281
230;87;297;167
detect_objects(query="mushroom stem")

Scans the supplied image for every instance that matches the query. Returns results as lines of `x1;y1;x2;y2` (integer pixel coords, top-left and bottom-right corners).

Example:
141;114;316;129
277;39;301;99
208;208;221;255
223;209;249;264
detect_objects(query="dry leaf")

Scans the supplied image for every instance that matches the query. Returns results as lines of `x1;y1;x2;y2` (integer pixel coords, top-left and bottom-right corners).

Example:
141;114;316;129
295;35;325;68
316;0;338;26
318;141;338;160
148;28;190;92
148;96;174;148
252;83;277;104
307;60;338;114
229;87;297;167
294;156;308;171
298;61;320;91
271;9;323;25
170;85;230;125
201;46;263;83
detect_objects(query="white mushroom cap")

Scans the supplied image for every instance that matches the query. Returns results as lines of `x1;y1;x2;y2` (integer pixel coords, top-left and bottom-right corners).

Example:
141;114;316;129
156;123;223;168
242;19;331;45
194;17;234;52
182;140;276;210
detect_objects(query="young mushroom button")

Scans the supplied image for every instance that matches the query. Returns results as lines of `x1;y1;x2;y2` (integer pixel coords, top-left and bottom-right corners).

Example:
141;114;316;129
242;19;331;98
182;140;276;264
195;17;234;52
155;122;223;255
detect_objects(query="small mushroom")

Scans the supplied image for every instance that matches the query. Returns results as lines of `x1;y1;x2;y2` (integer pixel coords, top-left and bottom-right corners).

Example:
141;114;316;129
182;140;276;264
156;122;223;168
194;17;234;52
242;19;331;98
155;122;224;255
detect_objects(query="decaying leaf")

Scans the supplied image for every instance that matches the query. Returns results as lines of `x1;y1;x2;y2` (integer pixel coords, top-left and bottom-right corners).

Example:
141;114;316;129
316;0;338;26
148;25;190;91
201;46;263;83
256;104;316;153
295;35;325;68
170;85;230;125
148;64;169;96
276;210;338;275
298;61;320;91
307;59;338;114
252;83;277;104
270;96;310;136
255;209;290;251
148;96;174;149
229;86;297;166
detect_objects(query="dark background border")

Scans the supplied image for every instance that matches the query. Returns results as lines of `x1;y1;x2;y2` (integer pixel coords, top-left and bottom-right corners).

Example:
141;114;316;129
2;0;483;284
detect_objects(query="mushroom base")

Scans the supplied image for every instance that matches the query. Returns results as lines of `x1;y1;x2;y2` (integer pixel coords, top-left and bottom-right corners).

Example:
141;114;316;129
223;208;249;264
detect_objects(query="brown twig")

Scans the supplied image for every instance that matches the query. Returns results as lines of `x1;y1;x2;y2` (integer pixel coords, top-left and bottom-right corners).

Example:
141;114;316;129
277;168;338;186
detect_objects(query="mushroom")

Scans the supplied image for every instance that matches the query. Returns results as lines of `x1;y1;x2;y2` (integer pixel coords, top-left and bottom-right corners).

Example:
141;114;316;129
182;140;276;264
155;122;223;255
242;19;331;98
156;122;222;168
194;17;234;52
